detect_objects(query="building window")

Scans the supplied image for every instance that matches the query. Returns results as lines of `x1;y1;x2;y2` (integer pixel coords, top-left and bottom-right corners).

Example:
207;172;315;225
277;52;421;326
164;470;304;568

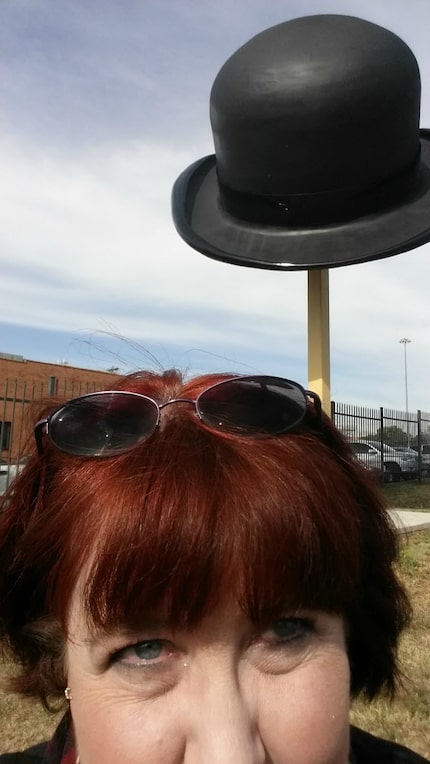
48;376;58;395
0;421;11;450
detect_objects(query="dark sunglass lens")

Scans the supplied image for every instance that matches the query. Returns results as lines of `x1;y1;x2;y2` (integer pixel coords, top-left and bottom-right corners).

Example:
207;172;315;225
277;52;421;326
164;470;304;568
48;393;159;456
198;377;306;435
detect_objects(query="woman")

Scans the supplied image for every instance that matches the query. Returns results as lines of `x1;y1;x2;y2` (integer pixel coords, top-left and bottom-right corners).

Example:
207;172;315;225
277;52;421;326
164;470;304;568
0;369;427;763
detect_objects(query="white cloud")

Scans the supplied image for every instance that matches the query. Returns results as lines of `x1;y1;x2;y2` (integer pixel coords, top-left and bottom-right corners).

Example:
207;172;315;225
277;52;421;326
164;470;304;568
0;136;306;347
1;0;430;413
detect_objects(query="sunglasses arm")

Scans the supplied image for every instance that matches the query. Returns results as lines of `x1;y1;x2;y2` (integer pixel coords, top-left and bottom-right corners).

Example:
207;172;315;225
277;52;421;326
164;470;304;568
305;391;323;423
34;419;49;456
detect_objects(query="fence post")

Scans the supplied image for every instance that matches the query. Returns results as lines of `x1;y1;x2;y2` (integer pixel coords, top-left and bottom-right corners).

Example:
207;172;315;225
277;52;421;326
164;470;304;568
417;410;422;482
379;407;384;477
0;379;8;453
330;400;335;421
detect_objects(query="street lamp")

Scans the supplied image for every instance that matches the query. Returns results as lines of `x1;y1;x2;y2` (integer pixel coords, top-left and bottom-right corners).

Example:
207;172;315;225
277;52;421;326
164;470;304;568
399;338;411;446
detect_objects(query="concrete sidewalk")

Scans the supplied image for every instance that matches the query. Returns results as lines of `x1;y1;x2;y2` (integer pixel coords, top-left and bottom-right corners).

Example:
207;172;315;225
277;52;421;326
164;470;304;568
388;509;430;534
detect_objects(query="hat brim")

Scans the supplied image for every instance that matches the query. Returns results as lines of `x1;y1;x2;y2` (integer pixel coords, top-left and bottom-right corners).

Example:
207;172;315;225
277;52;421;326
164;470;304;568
172;132;430;271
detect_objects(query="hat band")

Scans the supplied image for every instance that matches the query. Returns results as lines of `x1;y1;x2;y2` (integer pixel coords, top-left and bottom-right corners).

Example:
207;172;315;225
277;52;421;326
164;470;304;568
218;150;423;227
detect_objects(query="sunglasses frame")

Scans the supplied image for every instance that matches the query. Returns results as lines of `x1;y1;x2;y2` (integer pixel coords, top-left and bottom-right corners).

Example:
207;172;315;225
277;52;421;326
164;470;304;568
34;375;322;458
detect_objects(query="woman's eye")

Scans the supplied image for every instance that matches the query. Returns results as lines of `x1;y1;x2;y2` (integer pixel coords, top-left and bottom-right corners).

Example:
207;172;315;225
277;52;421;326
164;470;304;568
132;640;164;660
249;616;316;674
113;639;170;666
265;617;313;644
106;637;181;696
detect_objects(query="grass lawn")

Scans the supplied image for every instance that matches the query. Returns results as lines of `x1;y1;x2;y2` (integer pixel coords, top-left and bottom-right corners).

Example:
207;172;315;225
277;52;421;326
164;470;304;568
382;478;430;509
350;529;430;758
1;529;430;756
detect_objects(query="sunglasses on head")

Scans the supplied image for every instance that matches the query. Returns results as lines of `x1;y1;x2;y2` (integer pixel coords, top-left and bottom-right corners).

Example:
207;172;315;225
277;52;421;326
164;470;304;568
34;375;322;458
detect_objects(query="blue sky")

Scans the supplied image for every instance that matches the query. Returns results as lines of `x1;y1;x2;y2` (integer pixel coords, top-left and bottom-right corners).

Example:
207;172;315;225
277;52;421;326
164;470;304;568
1;0;430;409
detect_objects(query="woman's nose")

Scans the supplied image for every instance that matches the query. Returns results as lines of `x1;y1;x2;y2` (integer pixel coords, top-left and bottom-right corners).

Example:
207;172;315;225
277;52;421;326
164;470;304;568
184;677;268;764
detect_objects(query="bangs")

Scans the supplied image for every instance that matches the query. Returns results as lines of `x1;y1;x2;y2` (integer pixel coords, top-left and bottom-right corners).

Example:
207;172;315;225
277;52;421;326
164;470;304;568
53;414;365;633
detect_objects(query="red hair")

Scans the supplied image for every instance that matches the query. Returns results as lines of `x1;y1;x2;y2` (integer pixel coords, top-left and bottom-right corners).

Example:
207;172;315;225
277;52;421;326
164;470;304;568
0;369;410;707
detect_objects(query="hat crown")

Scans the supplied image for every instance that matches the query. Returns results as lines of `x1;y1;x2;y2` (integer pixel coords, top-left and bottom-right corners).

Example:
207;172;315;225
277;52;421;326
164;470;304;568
210;15;421;195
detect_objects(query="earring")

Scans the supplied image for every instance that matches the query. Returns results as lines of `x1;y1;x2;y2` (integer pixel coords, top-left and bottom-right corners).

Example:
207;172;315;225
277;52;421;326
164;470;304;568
64;687;73;701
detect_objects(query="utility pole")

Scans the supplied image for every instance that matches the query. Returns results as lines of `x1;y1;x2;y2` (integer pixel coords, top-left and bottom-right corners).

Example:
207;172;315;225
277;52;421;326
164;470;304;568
399;338;411;446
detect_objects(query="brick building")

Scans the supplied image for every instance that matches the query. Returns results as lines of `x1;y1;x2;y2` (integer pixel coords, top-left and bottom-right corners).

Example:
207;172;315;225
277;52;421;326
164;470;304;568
0;353;120;461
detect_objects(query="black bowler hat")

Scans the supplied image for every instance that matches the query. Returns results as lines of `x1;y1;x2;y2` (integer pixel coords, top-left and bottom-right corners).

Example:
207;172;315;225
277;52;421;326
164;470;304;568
172;15;430;270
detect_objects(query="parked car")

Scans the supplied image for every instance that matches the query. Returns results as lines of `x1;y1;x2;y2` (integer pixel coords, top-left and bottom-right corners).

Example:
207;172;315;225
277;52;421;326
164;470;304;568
349;440;419;482
393;446;420;456
0;458;27;494
409;444;430;476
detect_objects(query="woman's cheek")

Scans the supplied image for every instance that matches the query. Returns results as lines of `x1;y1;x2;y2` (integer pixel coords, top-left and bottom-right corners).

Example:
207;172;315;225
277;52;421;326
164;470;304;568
254;650;351;764
71;689;186;764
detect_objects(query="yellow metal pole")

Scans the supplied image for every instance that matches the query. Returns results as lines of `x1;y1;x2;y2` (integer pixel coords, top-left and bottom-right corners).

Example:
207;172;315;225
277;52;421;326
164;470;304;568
307;269;331;413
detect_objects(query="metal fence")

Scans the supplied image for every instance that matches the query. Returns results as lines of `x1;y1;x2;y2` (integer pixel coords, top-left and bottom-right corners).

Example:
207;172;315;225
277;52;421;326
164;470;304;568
0;377;108;492
332;401;430;482
2;378;430;492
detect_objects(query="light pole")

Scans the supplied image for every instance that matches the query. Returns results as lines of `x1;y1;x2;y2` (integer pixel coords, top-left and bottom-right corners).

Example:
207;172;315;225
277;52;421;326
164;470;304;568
399;338;411;446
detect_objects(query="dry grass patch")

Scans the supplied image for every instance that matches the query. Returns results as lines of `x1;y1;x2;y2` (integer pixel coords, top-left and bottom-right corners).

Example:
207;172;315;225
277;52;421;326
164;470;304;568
351;529;430;758
1;531;430;756
0;687;62;754
382;480;430;509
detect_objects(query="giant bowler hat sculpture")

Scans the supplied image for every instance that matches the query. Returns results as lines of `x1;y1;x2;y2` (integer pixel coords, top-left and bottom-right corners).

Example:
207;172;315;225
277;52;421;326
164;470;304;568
172;15;430;270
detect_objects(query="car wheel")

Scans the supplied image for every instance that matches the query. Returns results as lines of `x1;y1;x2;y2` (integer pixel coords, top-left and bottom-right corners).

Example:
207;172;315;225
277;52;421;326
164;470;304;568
383;463;401;483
